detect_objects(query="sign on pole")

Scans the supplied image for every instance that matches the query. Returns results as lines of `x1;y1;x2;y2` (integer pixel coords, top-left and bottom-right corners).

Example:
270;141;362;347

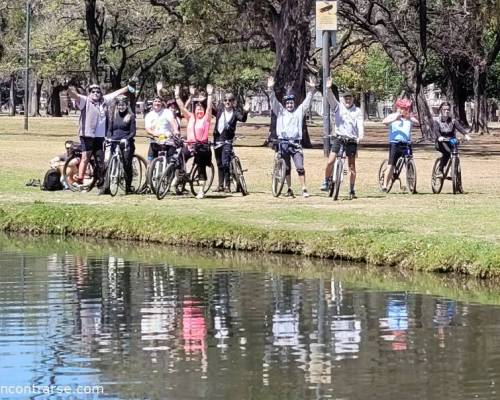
316;1;337;31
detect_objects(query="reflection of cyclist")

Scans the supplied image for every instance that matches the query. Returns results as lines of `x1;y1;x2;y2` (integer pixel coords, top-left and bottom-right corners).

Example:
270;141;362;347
320;78;364;200
175;84;214;199
213;92;250;192
432;101;470;178
381;98;419;192
267;75;317;198
106;95;136;194
67;82;133;189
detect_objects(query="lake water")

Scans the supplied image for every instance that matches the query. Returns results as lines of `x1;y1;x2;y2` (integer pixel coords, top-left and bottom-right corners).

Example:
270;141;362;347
1;235;500;399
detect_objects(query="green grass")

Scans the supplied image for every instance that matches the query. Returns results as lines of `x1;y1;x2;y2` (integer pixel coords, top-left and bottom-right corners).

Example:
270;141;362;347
0;116;499;276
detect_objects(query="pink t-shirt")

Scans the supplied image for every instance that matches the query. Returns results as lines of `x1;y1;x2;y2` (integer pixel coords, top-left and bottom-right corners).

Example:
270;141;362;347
186;115;210;148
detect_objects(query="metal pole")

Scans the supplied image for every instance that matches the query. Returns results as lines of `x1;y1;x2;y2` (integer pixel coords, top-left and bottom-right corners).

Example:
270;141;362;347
24;0;31;131
322;30;331;157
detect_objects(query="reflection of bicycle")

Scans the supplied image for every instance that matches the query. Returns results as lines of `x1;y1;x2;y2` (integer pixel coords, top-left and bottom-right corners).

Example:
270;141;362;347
215;137;248;196
271;139;301;197
156;140;214;200
431;137;464;194
378;142;417;194
146;138;172;195
328;136;353;201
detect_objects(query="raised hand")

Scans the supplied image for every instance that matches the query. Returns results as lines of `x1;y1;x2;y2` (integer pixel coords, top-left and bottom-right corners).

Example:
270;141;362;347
326;77;333;89
189;85;196;96
243;99;251;112
306;76;317;90
267;76;275;89
206;84;214;95
174;85;181;98
156;81;163;94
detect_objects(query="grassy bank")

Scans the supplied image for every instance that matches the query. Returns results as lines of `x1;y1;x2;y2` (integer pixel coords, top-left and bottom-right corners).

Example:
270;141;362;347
1;116;500;276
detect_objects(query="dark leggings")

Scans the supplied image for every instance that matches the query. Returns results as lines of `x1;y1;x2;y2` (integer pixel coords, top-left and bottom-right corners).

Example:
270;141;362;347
435;140;452;171
214;142;233;188
184;145;212;181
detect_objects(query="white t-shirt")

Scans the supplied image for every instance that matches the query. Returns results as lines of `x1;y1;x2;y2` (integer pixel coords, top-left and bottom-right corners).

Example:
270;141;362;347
145;109;175;136
217;110;234;134
78;94;114;138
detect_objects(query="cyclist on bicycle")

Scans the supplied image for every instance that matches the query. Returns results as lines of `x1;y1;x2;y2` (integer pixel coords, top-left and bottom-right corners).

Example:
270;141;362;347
145;96;179;162
213;92;250;192
432;101;470;178
67;81;135;190
175;83;214;199
381;98;420;192
319;78;364;200
106;95;136;194
268;75;317;198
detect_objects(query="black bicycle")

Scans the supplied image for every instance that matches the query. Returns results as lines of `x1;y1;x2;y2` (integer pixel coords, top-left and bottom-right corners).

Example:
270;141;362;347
328;136;355;201
378;142;417;194
156;139;215;200
62;147;98;192
214;137;248;196
271;139;301;197
431;137;464;194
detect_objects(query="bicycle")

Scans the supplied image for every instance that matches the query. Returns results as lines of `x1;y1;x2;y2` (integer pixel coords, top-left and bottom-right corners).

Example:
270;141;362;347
270;139;301;197
431;137;464;194
378;142;417;194
327;136;355;201
146;138;174;195
62;147;99;192
156;139;215;200
214;137;249;196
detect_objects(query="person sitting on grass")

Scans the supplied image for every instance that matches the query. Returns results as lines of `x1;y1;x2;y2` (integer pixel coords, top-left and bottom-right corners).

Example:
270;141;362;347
381;98;420;192
49;140;81;188
319;77;364;200
175;83;214;199
267;75;317;198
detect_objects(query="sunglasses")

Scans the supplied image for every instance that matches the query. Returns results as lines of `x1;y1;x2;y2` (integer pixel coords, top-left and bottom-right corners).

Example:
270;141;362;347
224;98;234;103
90;89;101;94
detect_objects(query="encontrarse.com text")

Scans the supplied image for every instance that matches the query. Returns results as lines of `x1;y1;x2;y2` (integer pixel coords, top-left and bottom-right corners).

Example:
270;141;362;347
0;385;104;395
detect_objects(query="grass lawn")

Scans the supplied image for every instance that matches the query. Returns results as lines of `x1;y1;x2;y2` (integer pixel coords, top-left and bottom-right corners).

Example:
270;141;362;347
0;115;499;275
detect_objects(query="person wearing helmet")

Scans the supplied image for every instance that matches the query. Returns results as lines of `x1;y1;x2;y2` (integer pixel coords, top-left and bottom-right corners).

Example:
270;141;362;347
106;95;136;194
267;75;317;198
67;80;136;191
381;98;420;191
319;78;364;200
432;101;470;178
213;92;250;192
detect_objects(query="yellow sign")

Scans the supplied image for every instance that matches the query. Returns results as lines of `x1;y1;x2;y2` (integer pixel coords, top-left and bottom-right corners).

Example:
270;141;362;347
316;1;337;31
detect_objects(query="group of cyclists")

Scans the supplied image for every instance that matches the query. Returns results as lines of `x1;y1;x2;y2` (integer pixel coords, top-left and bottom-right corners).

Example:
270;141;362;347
51;75;470;199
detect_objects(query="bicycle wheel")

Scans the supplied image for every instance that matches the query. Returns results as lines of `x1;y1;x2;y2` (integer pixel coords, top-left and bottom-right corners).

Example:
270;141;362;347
131;154;148;194
147;157;165;195
431;158;444;194
189;163;215;196
231;157;249;196
107;156;122;197
451;157;463;194
63;154;97;192
406;158;417;194
156;163;176;200
271;158;286;197
378;159;388;192
332;160;343;201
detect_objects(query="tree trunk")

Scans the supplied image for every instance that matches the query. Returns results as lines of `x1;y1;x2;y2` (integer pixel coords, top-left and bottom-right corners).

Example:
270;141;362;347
270;0;314;148
29;76;42;117
9;73;16;116
49;81;63;117
472;62;489;134
85;0;103;84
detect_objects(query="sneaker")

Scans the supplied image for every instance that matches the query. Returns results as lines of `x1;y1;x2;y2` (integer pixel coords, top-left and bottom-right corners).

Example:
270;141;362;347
302;189;310;198
381;187;388;193
224;187;231;193
349;191;357;200
284;188;295;198
213;186;224;193
319;178;330;191
196;191;205;199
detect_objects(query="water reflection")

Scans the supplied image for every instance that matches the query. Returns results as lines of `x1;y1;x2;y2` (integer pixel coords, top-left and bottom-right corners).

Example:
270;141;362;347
1;237;500;399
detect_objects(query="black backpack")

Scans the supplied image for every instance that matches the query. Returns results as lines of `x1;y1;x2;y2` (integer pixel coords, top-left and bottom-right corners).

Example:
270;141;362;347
42;168;64;191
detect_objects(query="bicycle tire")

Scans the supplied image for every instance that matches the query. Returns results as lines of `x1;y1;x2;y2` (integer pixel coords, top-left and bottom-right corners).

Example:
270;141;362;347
156;163;176;200
63;154;97;192
431;158;444;194
272;158;286;197
452;157;463;194
189;163;215;196
108;156;121;197
332;160;343;201
378;159;388;192
131;154;148;194
147;157;165;195
231;157;249;196
406;158;417;194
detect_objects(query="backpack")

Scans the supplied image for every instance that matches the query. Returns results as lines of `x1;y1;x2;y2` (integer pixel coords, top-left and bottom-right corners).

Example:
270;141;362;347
42;168;64;191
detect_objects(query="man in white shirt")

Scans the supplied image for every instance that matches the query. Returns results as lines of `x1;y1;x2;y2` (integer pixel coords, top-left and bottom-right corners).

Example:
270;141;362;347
320;78;364;200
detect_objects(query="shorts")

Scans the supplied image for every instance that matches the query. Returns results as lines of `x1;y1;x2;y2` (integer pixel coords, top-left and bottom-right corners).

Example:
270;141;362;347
80;136;104;153
330;137;357;157
388;142;411;166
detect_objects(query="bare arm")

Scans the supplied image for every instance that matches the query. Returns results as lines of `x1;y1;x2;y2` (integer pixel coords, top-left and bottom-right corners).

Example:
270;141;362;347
357;111;365;142
382;112;401;125
104;86;128;103
203;84;214;122
410;114;420;126
175;85;192;119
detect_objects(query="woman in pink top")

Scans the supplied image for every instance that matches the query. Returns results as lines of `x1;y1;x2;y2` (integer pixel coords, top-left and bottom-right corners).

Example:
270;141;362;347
175;84;213;190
